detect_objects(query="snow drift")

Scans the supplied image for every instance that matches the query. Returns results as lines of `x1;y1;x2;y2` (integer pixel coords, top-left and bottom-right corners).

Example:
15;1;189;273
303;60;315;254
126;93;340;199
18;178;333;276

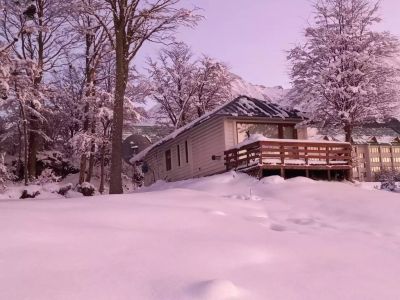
1;173;400;300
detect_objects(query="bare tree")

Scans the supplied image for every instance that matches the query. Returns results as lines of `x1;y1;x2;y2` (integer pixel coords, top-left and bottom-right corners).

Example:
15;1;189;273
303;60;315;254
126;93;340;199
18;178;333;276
146;43;233;128
288;0;400;142
194;56;233;117
147;42;197;128
84;0;201;193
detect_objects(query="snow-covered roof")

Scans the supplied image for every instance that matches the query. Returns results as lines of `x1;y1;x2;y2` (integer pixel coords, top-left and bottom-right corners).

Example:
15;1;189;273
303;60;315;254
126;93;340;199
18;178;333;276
131;96;305;163
311;127;400;145
215;96;303;119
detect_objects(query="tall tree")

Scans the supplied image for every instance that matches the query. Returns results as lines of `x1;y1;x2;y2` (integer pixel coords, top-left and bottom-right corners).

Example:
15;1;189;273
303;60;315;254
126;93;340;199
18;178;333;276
147;43;197;128
146;43;233;128
288;0;400;142
1;0;77;179
194;55;233;117
86;0;201;194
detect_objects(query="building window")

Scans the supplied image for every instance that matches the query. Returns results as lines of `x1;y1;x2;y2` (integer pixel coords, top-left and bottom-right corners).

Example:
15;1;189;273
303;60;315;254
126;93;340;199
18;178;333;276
358;153;365;159
370;157;380;163
371;166;381;173
177;145;181;167
369;147;379;153
185;141;189;163
393;147;400;154
382;157;392;163
165;149;172;171
283;126;295;139
394;157;400;163
381;147;391;153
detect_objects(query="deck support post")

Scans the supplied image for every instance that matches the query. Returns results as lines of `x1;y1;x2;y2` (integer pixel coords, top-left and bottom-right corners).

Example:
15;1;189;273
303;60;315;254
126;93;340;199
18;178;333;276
305;169;310;178
327;169;332;181
257;167;263;180
280;168;285;179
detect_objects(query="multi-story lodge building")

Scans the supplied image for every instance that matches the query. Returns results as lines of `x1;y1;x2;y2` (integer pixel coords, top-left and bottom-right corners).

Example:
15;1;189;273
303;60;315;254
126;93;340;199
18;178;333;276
317;127;400;182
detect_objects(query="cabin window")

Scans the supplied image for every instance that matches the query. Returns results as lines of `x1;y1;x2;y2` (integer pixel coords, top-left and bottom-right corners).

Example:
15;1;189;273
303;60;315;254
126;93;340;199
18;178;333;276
177;145;181;167
283;126;296;139
236;123;296;143
165;149;172;171
185;141;189;163
237;123;279;143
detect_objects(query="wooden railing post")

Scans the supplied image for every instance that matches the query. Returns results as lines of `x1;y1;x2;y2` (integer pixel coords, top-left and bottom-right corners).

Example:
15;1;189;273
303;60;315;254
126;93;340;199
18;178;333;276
234;150;238;170
305;146;309;165
326;146;330;165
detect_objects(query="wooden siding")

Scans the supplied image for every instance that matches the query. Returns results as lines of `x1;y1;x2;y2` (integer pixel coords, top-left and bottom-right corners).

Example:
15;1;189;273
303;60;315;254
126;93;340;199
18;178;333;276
143;117;226;185
143;116;307;186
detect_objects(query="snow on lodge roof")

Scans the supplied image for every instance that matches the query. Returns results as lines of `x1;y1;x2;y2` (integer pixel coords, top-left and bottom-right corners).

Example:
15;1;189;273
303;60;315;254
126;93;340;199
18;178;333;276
131;96;305;163
317;127;400;145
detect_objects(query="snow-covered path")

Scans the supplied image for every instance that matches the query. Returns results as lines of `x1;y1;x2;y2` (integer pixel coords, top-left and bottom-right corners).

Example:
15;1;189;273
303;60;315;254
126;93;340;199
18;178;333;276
1;173;400;300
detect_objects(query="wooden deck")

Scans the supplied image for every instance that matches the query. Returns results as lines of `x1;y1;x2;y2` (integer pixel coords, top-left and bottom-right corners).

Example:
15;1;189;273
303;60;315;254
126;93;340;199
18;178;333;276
224;140;353;180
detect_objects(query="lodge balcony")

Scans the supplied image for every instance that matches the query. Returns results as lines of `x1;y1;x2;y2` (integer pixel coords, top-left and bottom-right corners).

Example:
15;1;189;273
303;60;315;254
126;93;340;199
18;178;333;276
224;139;353;180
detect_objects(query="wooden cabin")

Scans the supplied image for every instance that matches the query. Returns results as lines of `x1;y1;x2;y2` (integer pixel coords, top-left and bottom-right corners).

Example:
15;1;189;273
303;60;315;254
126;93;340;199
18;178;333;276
133;96;352;186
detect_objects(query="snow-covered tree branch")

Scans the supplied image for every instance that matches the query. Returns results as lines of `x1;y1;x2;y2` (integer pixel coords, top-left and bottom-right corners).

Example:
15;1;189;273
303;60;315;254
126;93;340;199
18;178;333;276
288;0;400;142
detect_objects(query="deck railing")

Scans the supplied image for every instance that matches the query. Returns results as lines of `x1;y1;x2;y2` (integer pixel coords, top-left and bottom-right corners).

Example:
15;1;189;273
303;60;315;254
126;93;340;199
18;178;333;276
225;139;352;171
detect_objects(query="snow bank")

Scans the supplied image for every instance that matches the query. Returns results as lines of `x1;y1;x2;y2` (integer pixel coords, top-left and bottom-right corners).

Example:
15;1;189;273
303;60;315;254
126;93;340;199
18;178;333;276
1;173;400;300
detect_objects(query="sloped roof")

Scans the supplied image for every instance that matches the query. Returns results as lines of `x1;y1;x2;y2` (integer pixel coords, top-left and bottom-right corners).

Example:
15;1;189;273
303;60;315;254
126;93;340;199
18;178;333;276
131;96;305;162
314;127;400;145
215;96;304;119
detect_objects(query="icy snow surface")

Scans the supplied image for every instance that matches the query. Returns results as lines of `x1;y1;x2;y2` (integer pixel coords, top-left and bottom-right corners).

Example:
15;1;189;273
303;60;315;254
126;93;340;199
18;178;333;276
1;173;400;300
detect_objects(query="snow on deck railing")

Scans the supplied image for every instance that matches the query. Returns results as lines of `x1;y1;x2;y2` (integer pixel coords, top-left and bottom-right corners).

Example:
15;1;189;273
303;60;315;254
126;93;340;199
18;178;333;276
230;134;350;151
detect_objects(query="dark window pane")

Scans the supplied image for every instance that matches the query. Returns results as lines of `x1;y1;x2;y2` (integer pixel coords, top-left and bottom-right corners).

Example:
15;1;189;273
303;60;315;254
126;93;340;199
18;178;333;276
283;126;295;139
185;141;189;163
165;149;172;171
177;145;181;166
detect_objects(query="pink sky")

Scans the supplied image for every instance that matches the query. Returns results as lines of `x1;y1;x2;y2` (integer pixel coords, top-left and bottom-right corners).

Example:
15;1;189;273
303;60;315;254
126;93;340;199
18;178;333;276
172;0;400;88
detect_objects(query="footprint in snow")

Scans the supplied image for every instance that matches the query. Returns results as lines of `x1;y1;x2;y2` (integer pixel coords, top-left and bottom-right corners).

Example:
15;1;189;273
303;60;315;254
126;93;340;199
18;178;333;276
188;279;243;300
269;223;287;232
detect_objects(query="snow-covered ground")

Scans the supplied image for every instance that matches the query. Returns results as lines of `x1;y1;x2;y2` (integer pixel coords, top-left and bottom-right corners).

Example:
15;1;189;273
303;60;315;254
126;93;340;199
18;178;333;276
1;173;400;300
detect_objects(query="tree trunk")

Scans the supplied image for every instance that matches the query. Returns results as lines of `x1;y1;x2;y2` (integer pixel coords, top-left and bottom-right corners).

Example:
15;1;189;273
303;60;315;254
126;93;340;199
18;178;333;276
78;154;87;184
27;126;38;179
99;144;105;194
344;124;352;143
344;123;353;181
27;2;45;180
109;25;127;194
86;118;97;183
23;122;29;186
18;101;29;186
